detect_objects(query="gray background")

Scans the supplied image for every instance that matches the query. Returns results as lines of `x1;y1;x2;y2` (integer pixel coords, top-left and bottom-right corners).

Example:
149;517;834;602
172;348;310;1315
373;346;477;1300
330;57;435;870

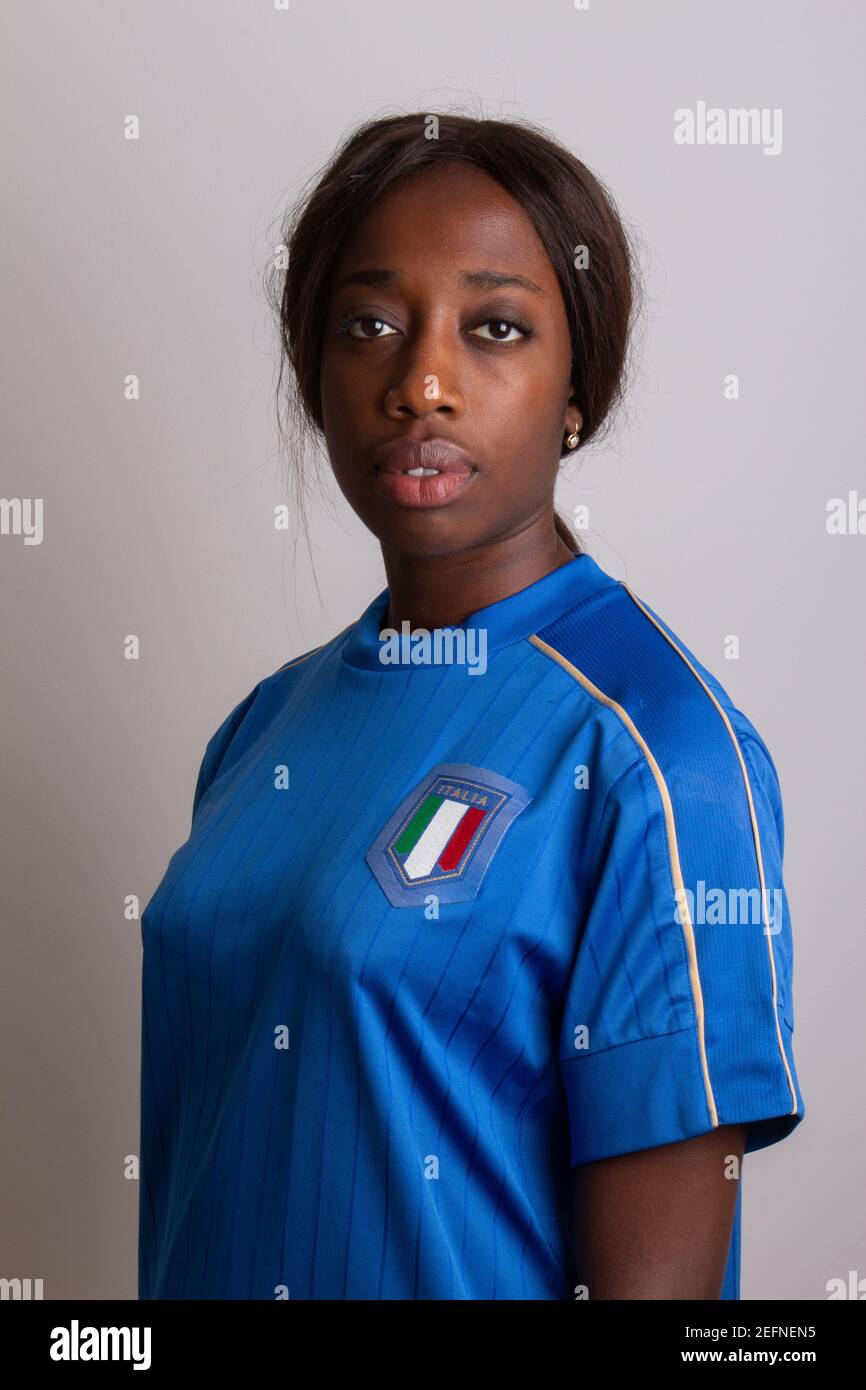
1;0;860;1300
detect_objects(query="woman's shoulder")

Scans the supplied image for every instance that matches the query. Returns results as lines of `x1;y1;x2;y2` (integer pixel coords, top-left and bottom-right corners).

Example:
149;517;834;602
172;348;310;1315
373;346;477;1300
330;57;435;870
531;567;785;826
190;625;350;811
226;618;355;720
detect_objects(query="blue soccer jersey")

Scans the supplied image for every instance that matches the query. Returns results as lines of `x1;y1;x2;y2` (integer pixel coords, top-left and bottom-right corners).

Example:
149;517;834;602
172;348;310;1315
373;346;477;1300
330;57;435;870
137;551;805;1300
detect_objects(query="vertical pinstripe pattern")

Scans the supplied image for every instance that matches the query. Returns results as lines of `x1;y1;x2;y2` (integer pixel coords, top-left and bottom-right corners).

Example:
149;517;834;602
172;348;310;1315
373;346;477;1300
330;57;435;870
138;555;804;1302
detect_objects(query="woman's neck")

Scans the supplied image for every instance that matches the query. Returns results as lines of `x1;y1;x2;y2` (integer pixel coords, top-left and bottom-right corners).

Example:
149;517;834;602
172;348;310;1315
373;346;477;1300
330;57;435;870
380;521;575;631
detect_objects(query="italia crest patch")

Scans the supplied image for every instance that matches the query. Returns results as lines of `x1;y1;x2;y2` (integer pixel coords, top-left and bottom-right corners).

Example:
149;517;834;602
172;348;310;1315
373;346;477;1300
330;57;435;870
366;763;531;907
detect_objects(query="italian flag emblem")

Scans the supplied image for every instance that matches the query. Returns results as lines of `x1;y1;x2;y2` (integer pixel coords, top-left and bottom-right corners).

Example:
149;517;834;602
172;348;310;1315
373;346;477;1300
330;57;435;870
396;791;488;879
366;763;532;907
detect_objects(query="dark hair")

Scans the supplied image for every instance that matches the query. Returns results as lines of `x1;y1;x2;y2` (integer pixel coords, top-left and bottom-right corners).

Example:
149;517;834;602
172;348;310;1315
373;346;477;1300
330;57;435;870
266;112;642;555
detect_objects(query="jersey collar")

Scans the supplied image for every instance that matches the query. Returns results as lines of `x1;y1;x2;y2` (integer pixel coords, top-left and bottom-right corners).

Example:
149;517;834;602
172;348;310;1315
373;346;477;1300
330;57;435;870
340;551;614;672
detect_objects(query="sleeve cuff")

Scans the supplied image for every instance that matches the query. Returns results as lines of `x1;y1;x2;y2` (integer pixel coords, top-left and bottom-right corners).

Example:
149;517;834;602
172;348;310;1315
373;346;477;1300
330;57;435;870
560;1023;804;1166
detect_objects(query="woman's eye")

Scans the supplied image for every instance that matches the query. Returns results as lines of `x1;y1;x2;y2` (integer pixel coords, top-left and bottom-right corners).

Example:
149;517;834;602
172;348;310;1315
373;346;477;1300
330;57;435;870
470;319;529;343
342;315;398;340
338;314;530;344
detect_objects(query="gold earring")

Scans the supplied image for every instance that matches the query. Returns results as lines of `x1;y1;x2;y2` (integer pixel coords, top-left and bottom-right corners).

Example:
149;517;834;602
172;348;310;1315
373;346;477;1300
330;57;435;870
565;423;580;450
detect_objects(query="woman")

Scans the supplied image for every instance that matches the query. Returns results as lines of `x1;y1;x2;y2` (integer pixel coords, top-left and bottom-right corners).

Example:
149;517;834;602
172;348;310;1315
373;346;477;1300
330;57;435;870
138;113;805;1300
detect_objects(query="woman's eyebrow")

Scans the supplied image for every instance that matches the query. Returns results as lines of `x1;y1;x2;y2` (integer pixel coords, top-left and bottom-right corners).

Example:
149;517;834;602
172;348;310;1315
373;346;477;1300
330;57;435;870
461;269;544;294
332;268;544;295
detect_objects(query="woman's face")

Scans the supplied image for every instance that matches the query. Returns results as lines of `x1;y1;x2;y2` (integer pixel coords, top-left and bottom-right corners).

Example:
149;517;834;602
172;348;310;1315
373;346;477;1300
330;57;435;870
320;162;579;559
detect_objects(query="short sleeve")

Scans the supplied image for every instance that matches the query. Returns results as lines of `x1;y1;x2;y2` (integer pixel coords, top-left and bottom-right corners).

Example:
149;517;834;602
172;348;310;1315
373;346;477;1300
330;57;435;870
559;732;806;1166
190;681;263;828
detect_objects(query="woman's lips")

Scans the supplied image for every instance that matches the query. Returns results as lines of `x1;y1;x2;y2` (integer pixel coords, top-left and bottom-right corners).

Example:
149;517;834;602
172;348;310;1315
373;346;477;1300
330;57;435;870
371;436;476;510
374;470;474;507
